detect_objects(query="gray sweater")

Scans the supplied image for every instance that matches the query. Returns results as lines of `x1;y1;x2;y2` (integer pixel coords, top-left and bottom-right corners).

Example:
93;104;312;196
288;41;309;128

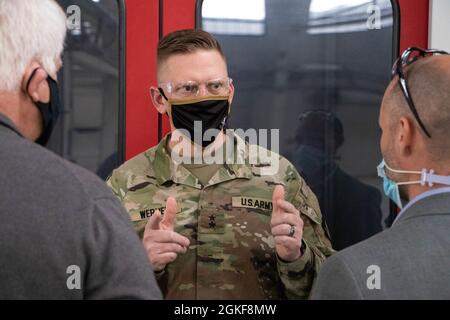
0;113;162;300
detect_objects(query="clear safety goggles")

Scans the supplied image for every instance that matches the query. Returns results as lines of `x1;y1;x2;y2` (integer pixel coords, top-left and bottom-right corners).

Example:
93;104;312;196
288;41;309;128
158;77;233;100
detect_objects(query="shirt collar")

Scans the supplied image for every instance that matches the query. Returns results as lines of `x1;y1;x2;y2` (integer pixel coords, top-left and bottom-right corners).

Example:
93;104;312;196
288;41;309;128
393;186;450;225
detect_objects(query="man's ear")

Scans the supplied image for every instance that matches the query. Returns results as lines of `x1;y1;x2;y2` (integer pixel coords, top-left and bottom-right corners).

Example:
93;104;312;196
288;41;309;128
22;67;49;103
398;116;414;157
150;86;169;115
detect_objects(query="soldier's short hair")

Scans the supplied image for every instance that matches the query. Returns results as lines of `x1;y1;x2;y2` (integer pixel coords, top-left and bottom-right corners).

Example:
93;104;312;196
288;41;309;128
157;29;226;67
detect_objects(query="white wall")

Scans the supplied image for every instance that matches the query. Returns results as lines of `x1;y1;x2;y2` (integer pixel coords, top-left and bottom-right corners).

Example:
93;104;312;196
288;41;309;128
429;0;450;51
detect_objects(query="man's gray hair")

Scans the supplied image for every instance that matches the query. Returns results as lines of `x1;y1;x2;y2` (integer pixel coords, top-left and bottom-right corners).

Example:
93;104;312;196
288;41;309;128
0;0;67;91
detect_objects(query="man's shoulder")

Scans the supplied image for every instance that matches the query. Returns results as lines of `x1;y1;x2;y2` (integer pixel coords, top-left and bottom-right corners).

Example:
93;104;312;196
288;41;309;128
311;230;395;299
336;203;450;265
1;135;118;205
40;147;116;200
314;216;450;299
244;140;301;182
110;145;158;179
335;227;395;259
321;226;403;282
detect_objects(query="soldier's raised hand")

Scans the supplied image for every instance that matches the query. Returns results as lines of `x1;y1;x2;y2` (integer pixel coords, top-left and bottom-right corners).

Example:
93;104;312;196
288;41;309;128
271;185;304;262
143;197;190;272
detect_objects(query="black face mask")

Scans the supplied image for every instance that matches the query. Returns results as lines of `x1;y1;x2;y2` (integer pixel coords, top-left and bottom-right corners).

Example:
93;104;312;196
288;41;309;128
27;68;62;146
169;96;230;148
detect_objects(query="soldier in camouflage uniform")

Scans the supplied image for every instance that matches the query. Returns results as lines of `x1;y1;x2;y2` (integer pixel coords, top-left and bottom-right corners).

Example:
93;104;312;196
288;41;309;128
107;29;334;299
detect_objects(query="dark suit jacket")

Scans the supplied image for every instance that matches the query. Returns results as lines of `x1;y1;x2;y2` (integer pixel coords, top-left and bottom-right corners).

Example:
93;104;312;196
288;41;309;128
310;190;450;299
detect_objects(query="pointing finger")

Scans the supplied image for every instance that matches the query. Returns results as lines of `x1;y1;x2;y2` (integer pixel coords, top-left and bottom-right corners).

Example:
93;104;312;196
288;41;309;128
161;197;178;231
145;210;163;232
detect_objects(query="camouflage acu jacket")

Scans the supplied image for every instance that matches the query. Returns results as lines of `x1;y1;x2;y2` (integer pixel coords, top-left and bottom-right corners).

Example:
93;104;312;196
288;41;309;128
107;133;334;299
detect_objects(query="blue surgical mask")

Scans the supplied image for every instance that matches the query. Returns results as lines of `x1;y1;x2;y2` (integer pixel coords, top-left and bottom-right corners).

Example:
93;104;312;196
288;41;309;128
377;159;450;209
378;164;403;208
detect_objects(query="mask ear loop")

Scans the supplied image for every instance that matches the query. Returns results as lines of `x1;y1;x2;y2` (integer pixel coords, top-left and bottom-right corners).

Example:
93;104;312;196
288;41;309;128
158;88;169;101
420;169;450;187
421;169;434;187
158;88;171;117
385;161;422;175
383;160;424;186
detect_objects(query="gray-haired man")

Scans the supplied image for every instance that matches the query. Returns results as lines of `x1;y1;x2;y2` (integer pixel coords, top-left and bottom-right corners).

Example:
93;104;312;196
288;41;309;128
0;0;161;299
